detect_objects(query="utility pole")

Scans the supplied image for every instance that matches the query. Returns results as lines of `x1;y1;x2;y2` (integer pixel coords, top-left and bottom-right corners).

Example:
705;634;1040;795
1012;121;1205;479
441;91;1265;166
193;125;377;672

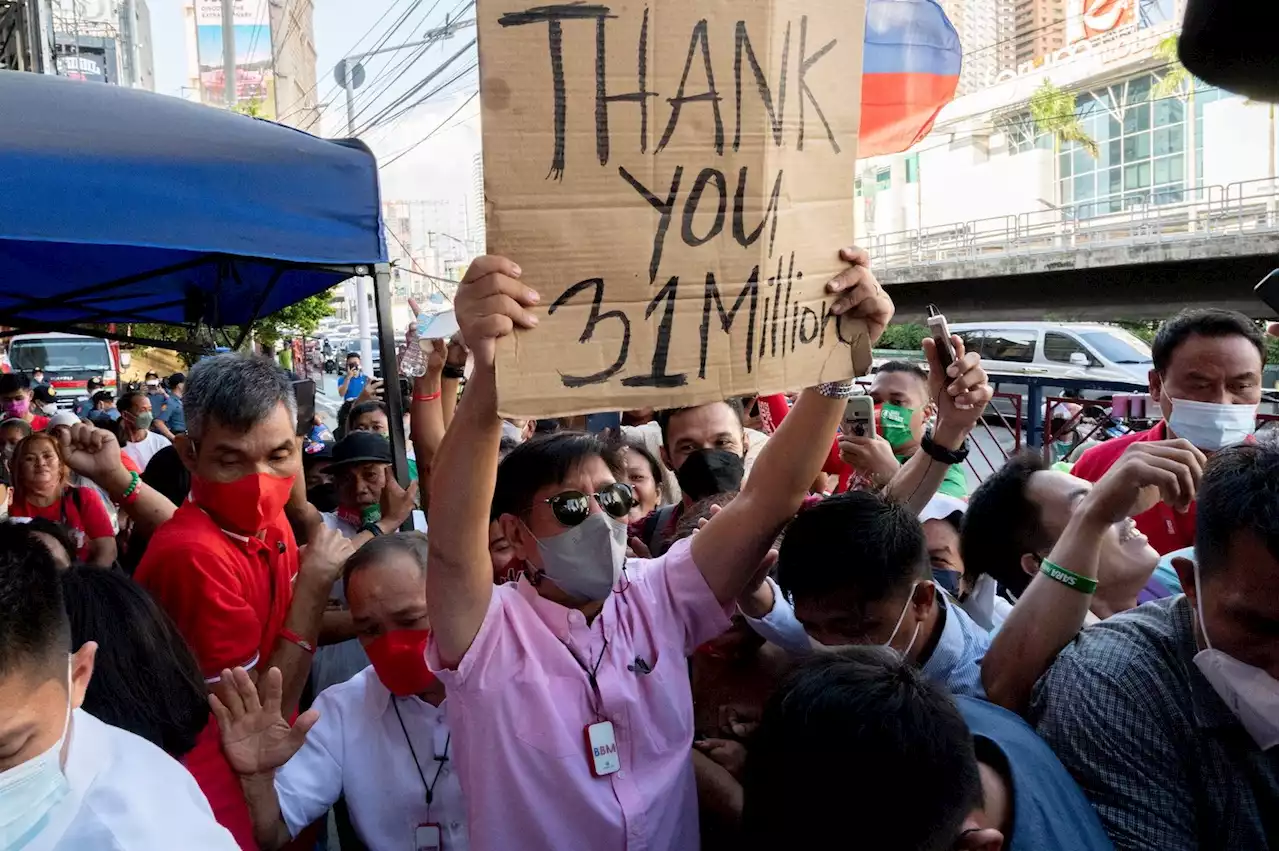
123;0;139;86
336;12;476;374
221;0;236;108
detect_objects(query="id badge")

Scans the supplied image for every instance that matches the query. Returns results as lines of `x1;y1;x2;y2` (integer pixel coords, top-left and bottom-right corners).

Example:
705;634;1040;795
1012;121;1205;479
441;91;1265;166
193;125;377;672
585;720;621;777
415;823;442;851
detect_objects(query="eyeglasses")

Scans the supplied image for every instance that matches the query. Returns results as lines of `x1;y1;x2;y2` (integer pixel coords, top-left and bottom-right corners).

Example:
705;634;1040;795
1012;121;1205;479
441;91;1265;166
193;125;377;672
542;482;636;527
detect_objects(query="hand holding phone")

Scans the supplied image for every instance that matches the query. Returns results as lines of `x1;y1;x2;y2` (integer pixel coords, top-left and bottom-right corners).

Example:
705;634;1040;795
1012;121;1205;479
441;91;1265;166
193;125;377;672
926;305;955;374
841;395;875;438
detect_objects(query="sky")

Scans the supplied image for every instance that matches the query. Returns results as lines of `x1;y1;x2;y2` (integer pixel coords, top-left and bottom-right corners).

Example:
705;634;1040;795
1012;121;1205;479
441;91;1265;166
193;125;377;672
150;0;482;212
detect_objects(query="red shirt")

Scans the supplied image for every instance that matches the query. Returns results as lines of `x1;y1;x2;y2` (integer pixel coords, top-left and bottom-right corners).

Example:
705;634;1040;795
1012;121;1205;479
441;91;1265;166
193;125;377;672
29;414;49;431
10;486;113;560
135;502;300;851
1070;421;1195;555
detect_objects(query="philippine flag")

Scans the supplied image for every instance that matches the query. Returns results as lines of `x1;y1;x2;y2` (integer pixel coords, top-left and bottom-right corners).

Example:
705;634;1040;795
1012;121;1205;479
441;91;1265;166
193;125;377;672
860;0;963;156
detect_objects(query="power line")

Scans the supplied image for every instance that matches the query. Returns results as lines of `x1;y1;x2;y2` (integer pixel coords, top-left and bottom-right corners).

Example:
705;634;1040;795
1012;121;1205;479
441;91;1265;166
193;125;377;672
356;52;476;135
343;0;451;125
381;90;478;168
275;0;418;125
384;226;454;298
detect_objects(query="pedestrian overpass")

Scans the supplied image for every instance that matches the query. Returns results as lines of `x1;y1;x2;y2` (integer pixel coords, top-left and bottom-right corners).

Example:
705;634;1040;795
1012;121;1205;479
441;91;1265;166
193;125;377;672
873;177;1279;321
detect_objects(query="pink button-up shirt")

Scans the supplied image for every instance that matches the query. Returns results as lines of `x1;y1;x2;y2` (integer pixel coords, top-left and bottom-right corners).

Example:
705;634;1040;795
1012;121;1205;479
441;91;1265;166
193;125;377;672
427;537;732;851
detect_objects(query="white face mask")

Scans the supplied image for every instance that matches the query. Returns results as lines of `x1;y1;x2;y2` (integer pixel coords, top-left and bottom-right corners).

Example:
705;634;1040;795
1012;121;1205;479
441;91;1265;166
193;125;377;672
1168;398;1258;451
0;659;73;849
534;511;627;602
1192;562;1279;750
884;582;922;660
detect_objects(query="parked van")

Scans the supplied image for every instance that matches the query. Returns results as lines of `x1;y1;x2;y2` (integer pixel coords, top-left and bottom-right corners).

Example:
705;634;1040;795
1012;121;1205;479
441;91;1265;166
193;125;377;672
7;332;121;407
948;322;1151;418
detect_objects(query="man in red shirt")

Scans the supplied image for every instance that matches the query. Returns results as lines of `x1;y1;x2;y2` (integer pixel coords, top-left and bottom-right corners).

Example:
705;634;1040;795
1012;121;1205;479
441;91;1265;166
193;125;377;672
135;354;354;850
1071;309;1265;554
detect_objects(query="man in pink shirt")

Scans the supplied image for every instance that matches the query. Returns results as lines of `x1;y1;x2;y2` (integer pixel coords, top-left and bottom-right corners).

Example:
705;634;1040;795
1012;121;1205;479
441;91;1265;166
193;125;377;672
426;249;990;849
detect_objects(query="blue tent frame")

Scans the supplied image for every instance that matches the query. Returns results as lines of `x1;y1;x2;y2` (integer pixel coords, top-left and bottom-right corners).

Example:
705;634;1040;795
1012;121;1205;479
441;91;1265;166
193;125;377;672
0;71;410;480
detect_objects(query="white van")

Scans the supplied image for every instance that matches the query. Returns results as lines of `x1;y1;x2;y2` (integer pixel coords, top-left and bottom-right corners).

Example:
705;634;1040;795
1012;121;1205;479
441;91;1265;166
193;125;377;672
948;322;1151;417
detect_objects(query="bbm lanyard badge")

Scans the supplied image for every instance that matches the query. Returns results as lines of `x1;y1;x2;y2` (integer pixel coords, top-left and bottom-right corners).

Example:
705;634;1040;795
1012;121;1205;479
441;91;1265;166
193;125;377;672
393;698;451;851
565;637;621;777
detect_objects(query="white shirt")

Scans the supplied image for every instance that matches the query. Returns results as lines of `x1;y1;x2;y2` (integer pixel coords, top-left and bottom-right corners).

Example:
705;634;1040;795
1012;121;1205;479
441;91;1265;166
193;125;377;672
275;666;467;851
27;710;237;851
121;430;170;472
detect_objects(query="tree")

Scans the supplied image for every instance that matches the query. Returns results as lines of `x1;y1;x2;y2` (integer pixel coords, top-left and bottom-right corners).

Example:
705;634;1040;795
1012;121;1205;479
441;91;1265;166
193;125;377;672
128;290;335;366
231;98;267;119
1150;34;1193;100
1029;79;1099;157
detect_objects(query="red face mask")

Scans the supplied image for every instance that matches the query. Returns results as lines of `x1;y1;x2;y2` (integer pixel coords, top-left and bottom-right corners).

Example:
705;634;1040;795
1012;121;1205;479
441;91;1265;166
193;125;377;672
365;629;436;697
873;403;884;438
191;472;295;535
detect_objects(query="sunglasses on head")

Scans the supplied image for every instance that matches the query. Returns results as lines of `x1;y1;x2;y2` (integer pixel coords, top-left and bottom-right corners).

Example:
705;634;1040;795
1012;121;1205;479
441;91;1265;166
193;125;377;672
542;482;636;527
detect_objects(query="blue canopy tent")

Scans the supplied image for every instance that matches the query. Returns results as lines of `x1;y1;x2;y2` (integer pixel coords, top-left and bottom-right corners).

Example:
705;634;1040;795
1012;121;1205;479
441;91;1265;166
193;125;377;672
0;71;410;480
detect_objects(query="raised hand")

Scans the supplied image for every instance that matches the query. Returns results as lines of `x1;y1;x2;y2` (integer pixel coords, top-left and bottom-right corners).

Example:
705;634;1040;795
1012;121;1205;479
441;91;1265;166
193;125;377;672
924;335;993;431
837;433;900;483
58;422;127;484
454;256;539;369
299;524;355;586
825;247;895;346
1084;439;1205;523
209;667;319;777
380;473;421;527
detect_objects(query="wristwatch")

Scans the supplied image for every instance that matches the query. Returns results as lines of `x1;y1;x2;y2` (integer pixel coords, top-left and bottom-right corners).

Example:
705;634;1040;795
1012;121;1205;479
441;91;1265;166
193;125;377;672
442;363;466;380
920;431;969;465
360;521;384;537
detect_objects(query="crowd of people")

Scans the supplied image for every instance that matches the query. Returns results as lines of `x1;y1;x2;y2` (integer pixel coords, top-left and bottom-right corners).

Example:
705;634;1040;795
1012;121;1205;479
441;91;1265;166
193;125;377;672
0;246;1274;851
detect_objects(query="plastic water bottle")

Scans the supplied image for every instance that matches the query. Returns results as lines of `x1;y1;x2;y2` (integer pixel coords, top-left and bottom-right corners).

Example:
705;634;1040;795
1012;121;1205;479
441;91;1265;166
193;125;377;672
399;322;428;377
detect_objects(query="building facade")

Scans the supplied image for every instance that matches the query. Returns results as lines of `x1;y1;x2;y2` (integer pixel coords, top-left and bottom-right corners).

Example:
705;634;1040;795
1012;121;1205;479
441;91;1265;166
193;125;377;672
854;13;1275;245
468;151;486;257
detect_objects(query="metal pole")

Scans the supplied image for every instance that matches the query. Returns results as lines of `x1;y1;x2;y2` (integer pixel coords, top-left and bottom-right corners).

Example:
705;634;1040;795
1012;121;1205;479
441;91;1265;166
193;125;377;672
343;58;375;376
124;0;139;86
372;264;410;491
220;0;236;107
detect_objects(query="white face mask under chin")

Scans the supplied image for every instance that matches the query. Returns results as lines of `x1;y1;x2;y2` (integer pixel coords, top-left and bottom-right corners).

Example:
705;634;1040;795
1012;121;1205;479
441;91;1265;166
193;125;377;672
0;659;73;850
1167;398;1258;452
1192;563;1279;750
884;583;922;660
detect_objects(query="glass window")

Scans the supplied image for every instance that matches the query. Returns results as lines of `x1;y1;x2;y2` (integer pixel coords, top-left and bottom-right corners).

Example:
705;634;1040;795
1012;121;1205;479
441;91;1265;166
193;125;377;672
1154;97;1184;127
875;167;891;191
1079;330;1152;364
9;340;112;372
1124;162;1151;190
1074;173;1095;201
905;153;919;184
1072;145;1093;172
1106;166;1123;194
1123;104;1150;134
1153;154;1183;186
983;331;1037;363
1060;150;1073;177
1043;332;1093;364
957;331;985;357
1153;125;1183;156
1123;134;1150;160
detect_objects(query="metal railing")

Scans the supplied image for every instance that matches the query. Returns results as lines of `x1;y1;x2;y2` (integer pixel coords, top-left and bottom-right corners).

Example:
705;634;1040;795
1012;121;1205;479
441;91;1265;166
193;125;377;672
869;177;1279;271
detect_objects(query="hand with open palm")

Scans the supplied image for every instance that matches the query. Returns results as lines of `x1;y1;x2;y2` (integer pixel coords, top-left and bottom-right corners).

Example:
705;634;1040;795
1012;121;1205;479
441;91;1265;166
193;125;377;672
209;666;319;777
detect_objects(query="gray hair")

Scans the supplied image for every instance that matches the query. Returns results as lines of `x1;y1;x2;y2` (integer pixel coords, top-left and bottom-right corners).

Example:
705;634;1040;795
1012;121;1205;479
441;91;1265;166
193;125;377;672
184;354;297;442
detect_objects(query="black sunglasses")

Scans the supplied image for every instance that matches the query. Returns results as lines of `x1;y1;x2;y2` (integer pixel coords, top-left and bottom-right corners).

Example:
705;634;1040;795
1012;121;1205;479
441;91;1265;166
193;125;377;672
542;482;636;527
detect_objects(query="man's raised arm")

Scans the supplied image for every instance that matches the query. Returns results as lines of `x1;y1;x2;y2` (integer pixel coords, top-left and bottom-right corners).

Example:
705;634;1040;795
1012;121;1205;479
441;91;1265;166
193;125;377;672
427;256;539;668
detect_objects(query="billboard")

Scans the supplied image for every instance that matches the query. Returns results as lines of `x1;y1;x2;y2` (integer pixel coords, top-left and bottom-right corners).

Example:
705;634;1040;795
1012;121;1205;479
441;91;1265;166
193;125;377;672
56;52;108;82
1067;0;1134;44
194;0;275;117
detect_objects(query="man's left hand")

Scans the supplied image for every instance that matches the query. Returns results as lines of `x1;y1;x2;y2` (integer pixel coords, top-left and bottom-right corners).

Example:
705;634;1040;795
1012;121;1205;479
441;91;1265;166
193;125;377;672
826;246;894;346
925;335;993;437
58;422;127;484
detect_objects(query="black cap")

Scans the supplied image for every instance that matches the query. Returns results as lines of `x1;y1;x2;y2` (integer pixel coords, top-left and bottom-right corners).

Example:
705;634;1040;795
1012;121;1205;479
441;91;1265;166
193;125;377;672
169;372;186;387
87;376;104;390
303;438;335;462
327;431;392;471
32;385;56;405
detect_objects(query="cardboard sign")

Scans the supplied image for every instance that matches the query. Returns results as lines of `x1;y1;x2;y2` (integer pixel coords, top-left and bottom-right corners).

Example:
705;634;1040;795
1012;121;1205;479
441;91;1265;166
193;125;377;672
480;0;869;417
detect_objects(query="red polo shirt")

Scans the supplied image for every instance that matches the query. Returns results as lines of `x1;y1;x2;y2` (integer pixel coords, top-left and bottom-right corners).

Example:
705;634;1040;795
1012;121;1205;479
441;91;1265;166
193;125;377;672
135;501;299;851
1069;421;1196;556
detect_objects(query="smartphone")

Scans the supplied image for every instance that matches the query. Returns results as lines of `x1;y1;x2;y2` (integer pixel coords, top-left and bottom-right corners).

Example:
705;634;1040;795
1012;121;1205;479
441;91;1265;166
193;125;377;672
842;395;875;438
291;380;316;437
926;304;955;372
1255;269;1278;314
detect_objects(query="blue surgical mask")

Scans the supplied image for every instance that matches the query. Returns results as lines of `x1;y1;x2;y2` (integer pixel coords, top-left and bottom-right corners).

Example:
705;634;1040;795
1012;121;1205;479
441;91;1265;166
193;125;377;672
0;659;72;849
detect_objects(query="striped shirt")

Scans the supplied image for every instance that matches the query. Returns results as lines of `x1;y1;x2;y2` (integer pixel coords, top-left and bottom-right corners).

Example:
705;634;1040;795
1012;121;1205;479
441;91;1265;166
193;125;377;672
1032;596;1278;850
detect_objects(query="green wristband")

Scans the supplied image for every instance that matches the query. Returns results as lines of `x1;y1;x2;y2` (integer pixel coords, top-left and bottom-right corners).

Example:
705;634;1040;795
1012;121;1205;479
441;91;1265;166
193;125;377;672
1039;560;1098;595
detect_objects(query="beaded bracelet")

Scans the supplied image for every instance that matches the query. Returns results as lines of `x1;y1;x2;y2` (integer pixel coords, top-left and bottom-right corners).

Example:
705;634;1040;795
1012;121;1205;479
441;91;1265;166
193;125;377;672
118;471;141;507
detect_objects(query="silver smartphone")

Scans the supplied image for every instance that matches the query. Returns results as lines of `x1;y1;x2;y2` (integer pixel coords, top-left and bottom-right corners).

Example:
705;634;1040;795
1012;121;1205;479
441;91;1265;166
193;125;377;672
842;395;875;438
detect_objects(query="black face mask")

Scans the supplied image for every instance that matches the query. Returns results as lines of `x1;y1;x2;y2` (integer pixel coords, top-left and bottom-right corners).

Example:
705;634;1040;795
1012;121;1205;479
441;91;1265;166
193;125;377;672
307;482;339;514
675;449;745;502
931;568;961;597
